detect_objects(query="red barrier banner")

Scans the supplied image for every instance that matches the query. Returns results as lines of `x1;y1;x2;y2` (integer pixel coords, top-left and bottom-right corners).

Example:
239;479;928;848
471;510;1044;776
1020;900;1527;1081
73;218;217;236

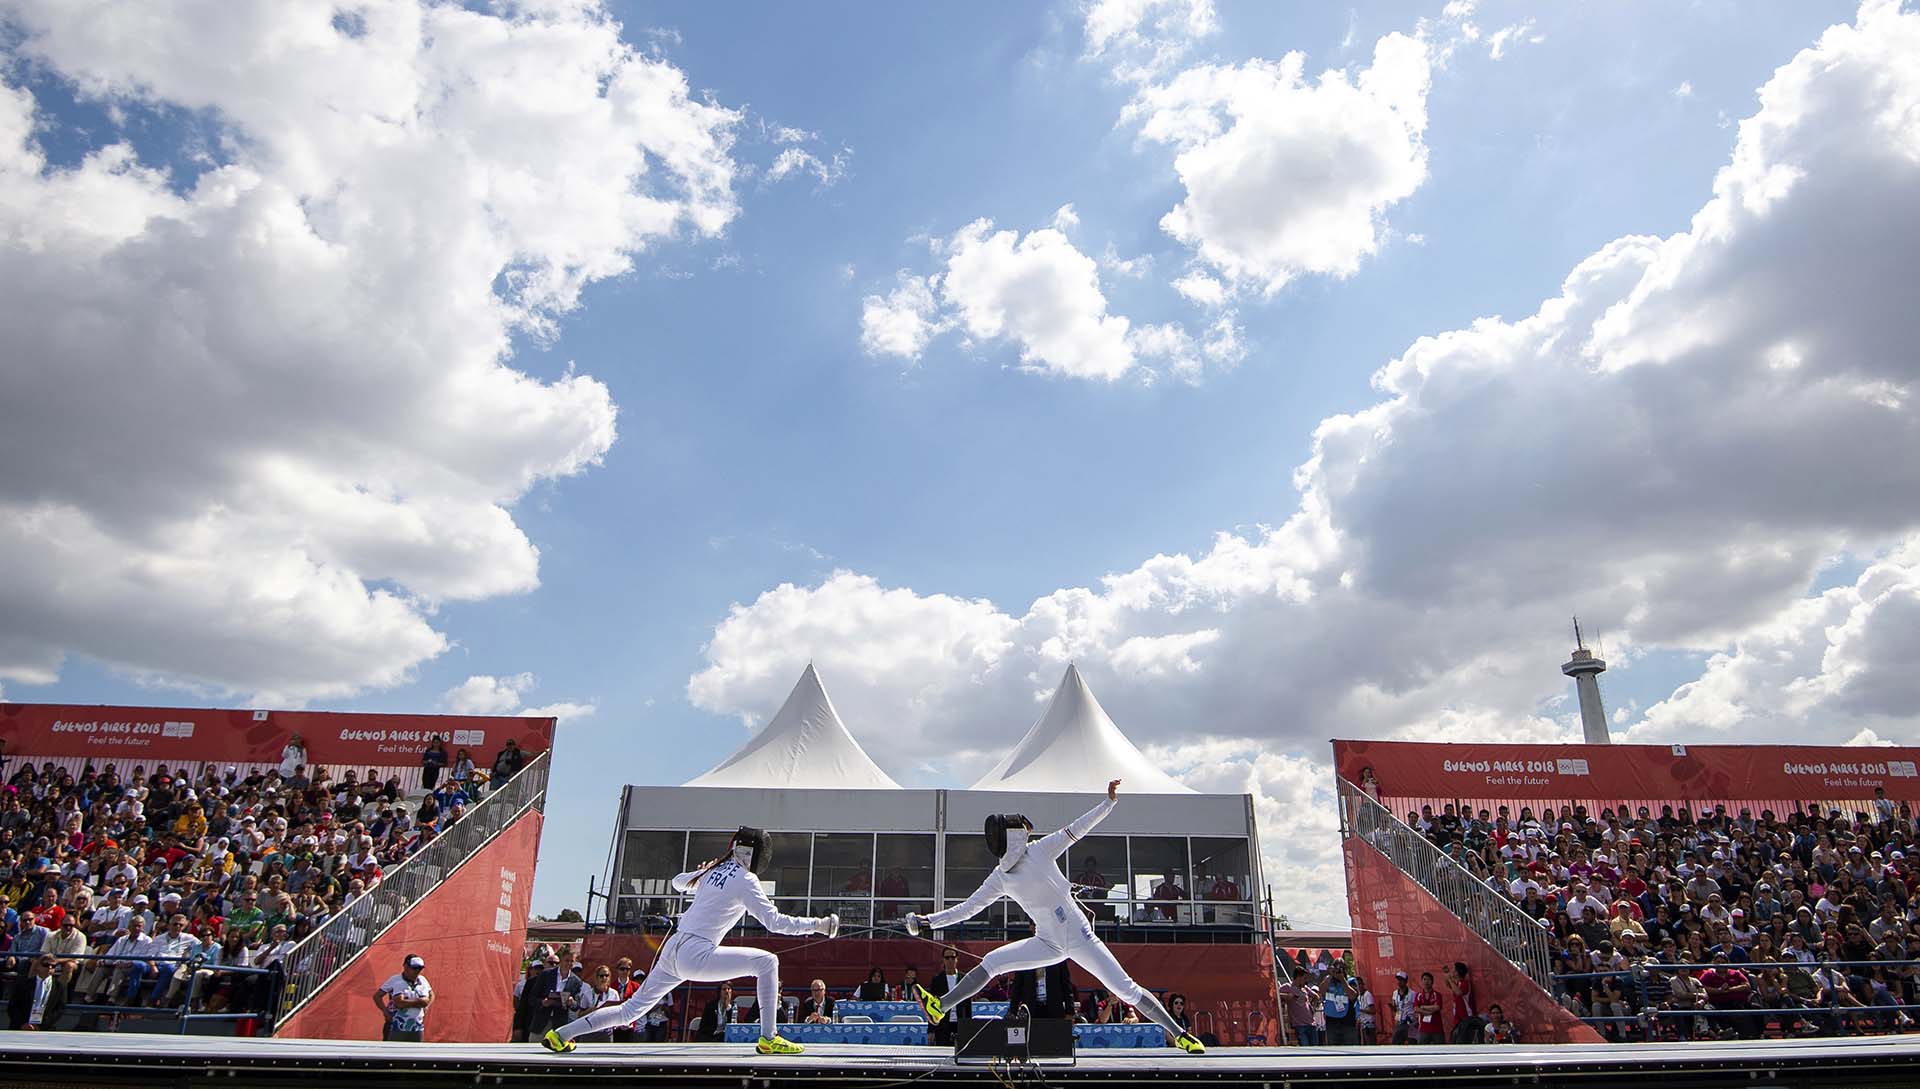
1333;739;1920;803
1344;836;1601;1044
278;810;543;1042
0;702;554;769
580;933;1281;1046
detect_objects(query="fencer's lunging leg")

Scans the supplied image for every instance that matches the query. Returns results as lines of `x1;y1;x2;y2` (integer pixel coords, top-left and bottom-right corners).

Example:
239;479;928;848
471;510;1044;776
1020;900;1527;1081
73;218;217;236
558;962;680;1042
1072;934;1185;1039
938;937;1064;1010
680;940;783;1040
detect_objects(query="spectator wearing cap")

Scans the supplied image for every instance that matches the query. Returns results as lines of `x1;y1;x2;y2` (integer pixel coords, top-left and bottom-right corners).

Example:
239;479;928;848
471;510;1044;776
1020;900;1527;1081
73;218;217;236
1388;970;1416;1044
375;954;433;1041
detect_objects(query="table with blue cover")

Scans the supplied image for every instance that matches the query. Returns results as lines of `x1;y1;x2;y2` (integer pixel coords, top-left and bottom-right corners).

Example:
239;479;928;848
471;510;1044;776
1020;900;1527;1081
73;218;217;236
722;1022;1166;1048
833;1001;921;1021
835;1000;1012;1020
723;1022;928;1045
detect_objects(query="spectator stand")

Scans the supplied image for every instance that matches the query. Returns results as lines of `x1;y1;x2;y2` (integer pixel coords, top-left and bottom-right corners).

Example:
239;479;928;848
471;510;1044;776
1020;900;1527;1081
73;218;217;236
1335;738;1920;1048
1556;960;1920;1042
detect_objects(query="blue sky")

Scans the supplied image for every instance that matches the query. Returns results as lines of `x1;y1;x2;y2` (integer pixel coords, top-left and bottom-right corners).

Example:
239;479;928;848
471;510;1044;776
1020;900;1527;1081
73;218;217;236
5;0;1916;926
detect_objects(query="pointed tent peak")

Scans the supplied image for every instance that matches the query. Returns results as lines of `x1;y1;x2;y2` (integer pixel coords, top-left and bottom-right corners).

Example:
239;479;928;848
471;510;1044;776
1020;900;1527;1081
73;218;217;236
686;665;902;789
970;664;1195;794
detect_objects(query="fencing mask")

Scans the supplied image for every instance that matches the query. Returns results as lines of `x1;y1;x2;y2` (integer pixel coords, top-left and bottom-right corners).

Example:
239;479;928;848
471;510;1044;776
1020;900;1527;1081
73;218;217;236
984;814;1034;860
730;826;772;875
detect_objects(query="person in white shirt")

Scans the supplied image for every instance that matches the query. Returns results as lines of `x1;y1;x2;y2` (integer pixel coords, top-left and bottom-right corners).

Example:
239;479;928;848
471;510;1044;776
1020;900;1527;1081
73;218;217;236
278;735;307;779
89;914;155;1004
541;827;840;1057
905;780;1206;1056
143;914;200;1007
1562;883;1606;921
375;954;433;1041
87;892;134;945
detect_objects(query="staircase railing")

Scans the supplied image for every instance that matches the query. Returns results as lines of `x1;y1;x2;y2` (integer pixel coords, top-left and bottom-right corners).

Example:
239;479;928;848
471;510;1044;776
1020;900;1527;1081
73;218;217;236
1337;775;1555;990
275;750;550;1026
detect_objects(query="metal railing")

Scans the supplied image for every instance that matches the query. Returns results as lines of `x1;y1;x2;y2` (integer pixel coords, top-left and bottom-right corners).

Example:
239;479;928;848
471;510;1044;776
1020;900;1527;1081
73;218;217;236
1555;959;1920;1040
276;750;549;1024
1337;776;1555;990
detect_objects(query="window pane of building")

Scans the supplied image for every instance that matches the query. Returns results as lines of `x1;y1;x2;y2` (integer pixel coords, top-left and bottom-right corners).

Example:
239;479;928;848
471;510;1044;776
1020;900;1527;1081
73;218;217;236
943;834;995;904
620;830;687;897
875;834;936;899
767;832;813;900
686;830;733;873
811;833;875;898
617;830;686;925
1067;835;1127;922
1190;837;1251;901
941;834;1005;931
1129;835;1190;923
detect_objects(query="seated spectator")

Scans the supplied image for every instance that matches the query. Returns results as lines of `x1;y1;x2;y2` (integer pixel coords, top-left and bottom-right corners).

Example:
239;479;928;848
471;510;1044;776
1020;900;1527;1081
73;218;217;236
491;740;526;787
700;981;741;1040
1481;1003;1519;1043
8;955;66;1030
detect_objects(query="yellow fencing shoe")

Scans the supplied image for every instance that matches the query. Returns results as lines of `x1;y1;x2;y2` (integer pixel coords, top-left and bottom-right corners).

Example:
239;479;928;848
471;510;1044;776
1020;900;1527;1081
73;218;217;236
541;1029;576;1054
1174;1032;1206;1055
914;984;945;1023
757;1034;804;1055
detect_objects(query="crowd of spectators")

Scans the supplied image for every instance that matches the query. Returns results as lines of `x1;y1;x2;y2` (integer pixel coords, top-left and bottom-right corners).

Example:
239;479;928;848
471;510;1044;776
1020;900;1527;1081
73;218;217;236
0;733;529;1032
1380;771;1920;1042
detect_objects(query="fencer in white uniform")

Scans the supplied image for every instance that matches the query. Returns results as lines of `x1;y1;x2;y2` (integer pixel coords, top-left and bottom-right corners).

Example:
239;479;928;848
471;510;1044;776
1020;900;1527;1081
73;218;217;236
543;828;837;1055
907;780;1205;1054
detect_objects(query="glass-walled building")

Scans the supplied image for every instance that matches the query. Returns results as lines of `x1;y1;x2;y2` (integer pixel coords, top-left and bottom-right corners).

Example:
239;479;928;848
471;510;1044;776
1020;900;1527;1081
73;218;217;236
609;785;1264;942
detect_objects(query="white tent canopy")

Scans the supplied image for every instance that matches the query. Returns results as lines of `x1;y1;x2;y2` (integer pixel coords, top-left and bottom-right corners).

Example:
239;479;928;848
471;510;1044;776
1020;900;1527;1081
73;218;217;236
970;664;1195;794
685;664;902;789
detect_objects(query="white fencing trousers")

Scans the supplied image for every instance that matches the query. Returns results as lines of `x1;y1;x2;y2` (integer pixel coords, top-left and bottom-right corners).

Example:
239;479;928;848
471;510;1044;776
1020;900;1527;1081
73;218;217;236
975;930;1147;1006
959;928;1182;1039
556;932;780;1043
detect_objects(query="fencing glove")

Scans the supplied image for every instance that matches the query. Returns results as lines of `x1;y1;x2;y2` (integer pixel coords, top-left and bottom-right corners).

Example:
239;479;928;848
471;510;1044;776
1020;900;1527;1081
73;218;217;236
813;913;841;938
904;913;928;937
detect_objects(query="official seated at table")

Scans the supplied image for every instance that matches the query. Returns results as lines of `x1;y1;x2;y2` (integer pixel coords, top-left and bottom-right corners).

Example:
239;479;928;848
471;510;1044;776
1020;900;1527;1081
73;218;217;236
698;981;743;1041
1006;961;1077;1021
857;966;889;1001
800;978;835;1023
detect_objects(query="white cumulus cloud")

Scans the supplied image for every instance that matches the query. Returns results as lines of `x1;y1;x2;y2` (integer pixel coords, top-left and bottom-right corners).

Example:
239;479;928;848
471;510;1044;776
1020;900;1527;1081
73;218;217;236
443;672;595;722
1125;32;1433;295
0;1;744;702
863;217;1150;382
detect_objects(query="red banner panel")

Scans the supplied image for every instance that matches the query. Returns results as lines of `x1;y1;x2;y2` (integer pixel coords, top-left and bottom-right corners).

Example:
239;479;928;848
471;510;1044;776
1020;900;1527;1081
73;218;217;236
579;933;1281;1046
1334;739;1920;803
1344;836;1601;1044
0;702;554;768
277;810;542;1042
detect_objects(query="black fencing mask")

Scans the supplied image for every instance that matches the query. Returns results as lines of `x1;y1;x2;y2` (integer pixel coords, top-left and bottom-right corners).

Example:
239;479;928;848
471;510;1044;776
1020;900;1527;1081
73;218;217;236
731;826;772;874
